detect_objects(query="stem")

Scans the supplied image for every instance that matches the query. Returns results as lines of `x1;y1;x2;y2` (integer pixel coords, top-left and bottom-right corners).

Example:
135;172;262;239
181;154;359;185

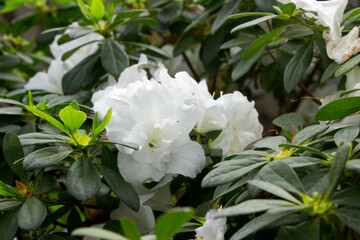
293;17;315;29
182;52;201;82
298;83;321;105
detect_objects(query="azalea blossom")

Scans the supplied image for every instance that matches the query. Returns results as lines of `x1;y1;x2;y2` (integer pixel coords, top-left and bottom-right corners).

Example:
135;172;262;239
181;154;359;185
92;60;206;185
327;27;360;64
195;208;227;240
25;22;103;94
209;92;263;156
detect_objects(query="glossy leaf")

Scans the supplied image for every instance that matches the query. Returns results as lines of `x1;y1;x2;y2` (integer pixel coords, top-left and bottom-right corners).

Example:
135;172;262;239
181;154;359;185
24;146;73;170
18;197;47;230
59;105;87;134
101;40;128;79
316;97;360;121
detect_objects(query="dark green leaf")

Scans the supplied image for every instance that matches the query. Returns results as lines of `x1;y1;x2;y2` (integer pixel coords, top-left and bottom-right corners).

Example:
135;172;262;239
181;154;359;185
231;14;277;33
232;48;265;81
99;165;140;211
19;132;70;146
315;97;360;121
292;125;329;145
34;175;57;195
284;40;313;92
243;24;295;60
331;186;360;207
66;158;101;202
273;113;303;133
0;54;21;68
279;144;330;159
0;208;19;240
335;54;360;77
101;39;129;79
0;72;25;83
212;0;241;34
335;208;360;234
24;146;73;171
0;199;22;211
3;132;27;181
18;197;47;230
320;62;341;84
157;1;182;24
101;146;118;171
258;161;305;195
67;208;82;233
326;143;350;197
62;51;104;95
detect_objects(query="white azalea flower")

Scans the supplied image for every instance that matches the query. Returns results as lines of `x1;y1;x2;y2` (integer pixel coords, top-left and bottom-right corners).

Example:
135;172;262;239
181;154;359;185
24;59;67;94
92;76;206;185
25;22;103;95
346;67;360;89
282;0;347;42
195;208;227;240
327;27;360;64
210;92;263;156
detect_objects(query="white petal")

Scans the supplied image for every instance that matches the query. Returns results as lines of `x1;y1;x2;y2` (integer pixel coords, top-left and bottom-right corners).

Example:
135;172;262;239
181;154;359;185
110;203;155;235
166;140;206;178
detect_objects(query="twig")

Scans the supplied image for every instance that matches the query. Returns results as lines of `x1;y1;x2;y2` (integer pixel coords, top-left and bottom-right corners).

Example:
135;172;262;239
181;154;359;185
298;82;322;105
182;52;201;82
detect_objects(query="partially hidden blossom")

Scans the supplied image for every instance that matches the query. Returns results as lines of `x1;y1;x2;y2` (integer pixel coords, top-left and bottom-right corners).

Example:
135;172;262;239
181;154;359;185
195;208;227;240
24;22;103;94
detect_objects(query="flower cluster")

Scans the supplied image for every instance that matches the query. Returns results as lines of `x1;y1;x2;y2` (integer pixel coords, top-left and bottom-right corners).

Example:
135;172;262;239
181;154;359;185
92;55;263;186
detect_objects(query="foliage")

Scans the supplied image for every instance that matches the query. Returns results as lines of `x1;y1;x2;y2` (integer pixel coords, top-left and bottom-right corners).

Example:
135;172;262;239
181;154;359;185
1;0;360;239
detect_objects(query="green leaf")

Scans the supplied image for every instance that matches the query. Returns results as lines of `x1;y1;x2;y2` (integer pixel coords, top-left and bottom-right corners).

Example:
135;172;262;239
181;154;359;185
279;144;330;159
155;208;194;240
335;54;360;77
315;97;360;121
61;40;100;61
0;181;17;197
101;146;118;172
215;199;295;218
273;113;303;133
284;40;313;92
281;3;296;16
18;197;47;231
276;219;320;240
254;136;288;151
23;146;73;171
212;0;241;34
230;210;294;240
24;106;68;133
67;208;82;233
248;180;301;204
173;37;195;57
0;199;22;212
0;98;24;106
346;160;360;173
113;10;146;22
232;48;265;81
99;165;140;211
0;54;21;68
3;132;27;181
292;124;329;145
19;132;70;146
0;72;25;83
231;14;277;33
0;208;19;240
182;0;224;34
242;24;295;60
34;175;57;195
157;1;182;24
66;158;101;202
40;206;72;230
76;0;92;21
258;161;305;195
325;143;350;197
68;27;95;39
320;62;341;84
62;51;104;95
302;169;329;195
59;106;87;134
334;126;359;147
0;107;25;115
201;158;267;188
101;40;129;79
120;218;141;240
90;0;104;21
227;12;274;20
335;208;360;234
330;186;360;207
220;36;256;49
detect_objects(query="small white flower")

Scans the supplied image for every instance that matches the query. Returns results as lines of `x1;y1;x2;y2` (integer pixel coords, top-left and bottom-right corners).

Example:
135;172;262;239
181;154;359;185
25;22;103;94
210;92;263;156
195;208;227;240
326;27;360;64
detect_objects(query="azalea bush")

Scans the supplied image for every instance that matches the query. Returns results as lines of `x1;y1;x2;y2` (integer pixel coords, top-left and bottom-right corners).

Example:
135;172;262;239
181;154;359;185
1;0;360;239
